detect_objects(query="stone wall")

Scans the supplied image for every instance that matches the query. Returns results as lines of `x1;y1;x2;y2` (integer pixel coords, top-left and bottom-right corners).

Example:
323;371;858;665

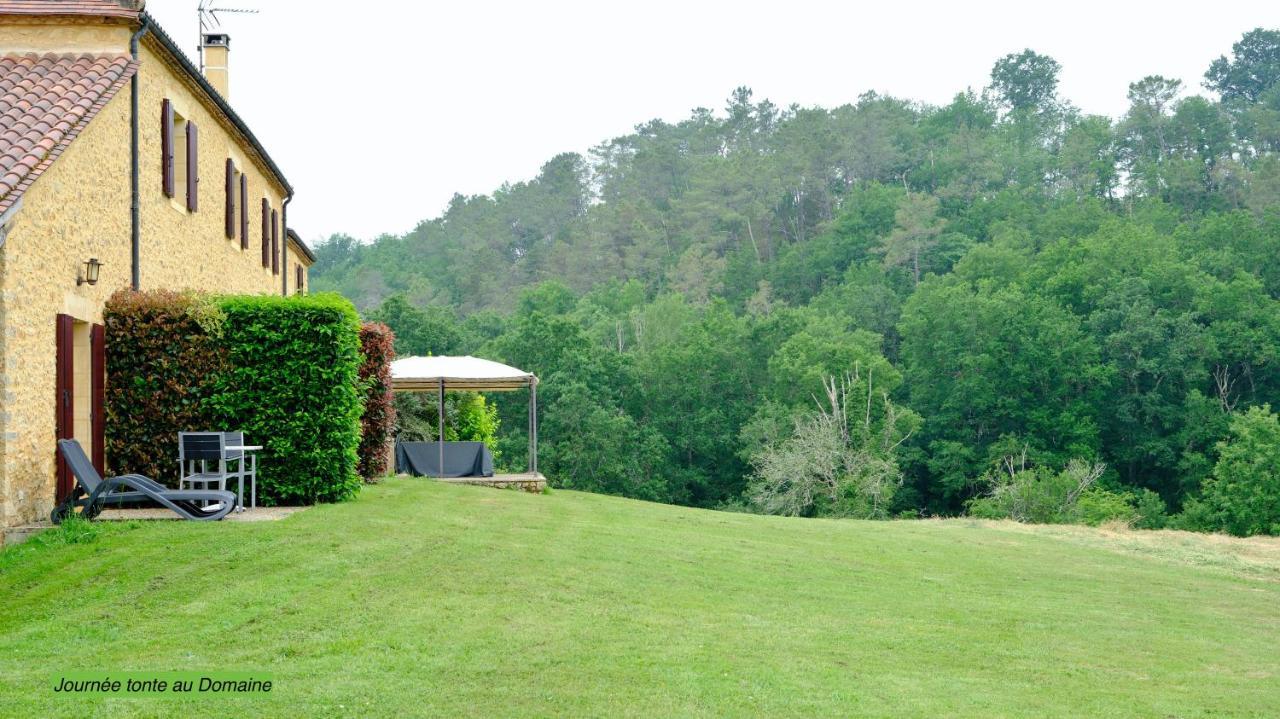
0;85;131;532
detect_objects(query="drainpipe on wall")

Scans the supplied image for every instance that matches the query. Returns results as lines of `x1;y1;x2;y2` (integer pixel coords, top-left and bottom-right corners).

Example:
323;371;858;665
281;193;292;296
129;19;150;291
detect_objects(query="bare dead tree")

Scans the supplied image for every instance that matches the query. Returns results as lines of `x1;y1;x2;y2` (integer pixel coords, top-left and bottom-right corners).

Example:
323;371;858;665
630;312;645;348
752;370;912;518
1000;447;1030;480
1214;364;1239;414
1062;459;1106;506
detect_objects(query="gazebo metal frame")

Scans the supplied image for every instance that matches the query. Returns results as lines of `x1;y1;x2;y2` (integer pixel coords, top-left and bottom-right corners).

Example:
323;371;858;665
390;356;538;478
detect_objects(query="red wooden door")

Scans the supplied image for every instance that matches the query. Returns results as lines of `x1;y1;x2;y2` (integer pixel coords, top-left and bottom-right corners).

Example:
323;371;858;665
91;323;105;475
55;314;75;502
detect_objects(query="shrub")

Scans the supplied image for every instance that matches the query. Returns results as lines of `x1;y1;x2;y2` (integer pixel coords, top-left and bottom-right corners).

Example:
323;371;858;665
104;290;228;487
967;457;1168;529
210;293;364;505
1169;497;1218;533
394;392;500;451
1077;487;1139;527
451;393;500;452
1194;405;1280;536
967;457;1105;524
1130;489;1168;530
357;322;397;481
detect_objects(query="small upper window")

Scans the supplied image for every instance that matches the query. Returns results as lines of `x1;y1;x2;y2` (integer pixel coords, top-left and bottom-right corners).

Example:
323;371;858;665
161;99;197;212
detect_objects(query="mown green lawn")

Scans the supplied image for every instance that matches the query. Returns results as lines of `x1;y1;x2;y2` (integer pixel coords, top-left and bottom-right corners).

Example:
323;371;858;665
2;479;1278;718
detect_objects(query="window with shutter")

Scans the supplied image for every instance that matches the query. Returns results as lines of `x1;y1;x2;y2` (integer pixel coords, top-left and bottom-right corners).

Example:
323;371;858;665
186;121;199;212
240;175;249;250
261;198;270;268
296;264;304;294
161;99;174;197
271;209;279;275
224;159;235;238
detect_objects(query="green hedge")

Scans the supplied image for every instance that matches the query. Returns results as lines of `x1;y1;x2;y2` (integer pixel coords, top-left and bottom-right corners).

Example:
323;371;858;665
104;290;364;504
209;293;364;504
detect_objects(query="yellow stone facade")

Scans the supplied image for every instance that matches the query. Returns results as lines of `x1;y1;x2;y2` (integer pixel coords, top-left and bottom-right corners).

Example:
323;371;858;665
0;17;309;535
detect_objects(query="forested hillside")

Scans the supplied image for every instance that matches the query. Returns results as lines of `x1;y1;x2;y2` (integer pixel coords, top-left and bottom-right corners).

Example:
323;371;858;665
313;31;1280;535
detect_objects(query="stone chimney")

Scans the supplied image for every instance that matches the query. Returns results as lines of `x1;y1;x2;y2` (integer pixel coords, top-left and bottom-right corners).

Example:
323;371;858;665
201;33;231;100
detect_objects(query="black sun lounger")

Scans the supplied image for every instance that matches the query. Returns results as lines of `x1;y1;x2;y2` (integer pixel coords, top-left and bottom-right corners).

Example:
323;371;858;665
52;439;237;523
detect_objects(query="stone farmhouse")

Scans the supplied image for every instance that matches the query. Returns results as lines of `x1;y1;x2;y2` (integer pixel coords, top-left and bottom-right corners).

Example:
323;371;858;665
0;0;314;540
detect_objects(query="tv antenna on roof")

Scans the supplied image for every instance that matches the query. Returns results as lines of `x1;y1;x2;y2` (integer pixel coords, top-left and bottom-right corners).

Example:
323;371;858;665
197;1;258;71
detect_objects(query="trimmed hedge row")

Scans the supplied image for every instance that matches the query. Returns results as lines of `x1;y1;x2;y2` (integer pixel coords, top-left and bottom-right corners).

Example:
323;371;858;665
210;293;364;504
357;322;396;480
104;289;364;504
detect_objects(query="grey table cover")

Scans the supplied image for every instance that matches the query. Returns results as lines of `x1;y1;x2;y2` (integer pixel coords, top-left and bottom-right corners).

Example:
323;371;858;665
396;441;495;478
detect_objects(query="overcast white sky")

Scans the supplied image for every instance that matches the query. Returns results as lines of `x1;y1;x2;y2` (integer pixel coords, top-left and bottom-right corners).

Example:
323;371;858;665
145;0;1280;244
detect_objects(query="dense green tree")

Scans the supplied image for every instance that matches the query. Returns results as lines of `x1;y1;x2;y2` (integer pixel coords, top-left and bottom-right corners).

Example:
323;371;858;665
1191;405;1280;536
989;49;1062;114
1205;28;1280;103
368;295;463;357
628;296;759;504
874;192;945;285
769;182;902;304
766;314;897;408
541;381;673;502
899;279;1104;506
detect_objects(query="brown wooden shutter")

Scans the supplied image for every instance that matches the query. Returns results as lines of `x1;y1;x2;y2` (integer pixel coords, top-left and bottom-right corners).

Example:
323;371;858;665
186;121;199;212
55;314;75;502
91;323;106;476
271;209;279;275
296;264;304;293
240;175;249;249
161;99;174;197
261;198;270;267
224;159;235;238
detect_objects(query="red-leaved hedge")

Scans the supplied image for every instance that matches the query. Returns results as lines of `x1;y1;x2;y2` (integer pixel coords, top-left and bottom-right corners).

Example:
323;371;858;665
104;290;228;486
357;322;397;480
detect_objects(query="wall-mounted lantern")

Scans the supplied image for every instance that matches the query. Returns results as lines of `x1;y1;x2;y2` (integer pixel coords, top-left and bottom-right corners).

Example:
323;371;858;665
77;258;103;286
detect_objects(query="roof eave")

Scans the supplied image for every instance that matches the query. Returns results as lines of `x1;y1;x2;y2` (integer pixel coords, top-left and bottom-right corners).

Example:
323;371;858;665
286;228;316;263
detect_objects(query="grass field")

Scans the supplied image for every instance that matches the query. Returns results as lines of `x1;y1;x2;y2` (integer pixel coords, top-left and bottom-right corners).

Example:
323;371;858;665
2;479;1278;718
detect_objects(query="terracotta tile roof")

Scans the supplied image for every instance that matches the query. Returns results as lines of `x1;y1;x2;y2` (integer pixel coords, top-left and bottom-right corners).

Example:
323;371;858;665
0;53;136;214
0;0;139;19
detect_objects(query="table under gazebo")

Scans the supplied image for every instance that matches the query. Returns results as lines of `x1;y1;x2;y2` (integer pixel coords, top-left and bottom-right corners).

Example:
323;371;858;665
389;355;543;491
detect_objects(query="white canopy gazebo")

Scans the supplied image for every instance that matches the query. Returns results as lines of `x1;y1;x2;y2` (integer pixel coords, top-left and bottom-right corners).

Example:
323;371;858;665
390;356;540;484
